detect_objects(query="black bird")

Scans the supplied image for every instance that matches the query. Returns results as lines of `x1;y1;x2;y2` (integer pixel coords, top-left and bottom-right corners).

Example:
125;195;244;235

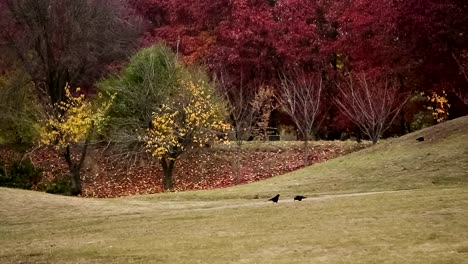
416;136;424;142
294;195;306;201
268;194;280;203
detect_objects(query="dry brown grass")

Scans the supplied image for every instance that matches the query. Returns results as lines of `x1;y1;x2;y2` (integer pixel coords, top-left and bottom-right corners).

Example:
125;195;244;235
1;116;468;263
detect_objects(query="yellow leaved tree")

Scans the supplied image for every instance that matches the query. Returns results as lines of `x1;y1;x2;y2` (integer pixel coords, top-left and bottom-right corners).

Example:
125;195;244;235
144;80;230;190
39;84;112;195
427;90;450;123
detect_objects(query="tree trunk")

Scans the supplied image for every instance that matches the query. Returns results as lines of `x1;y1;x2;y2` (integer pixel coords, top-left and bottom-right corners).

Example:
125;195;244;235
62;124;92;196
303;137;309;166
47;64;69;107
64;146;83;196
70;166;82;196
400;114;406;135
369;127;379;144
234;143;242;183
161;158;176;190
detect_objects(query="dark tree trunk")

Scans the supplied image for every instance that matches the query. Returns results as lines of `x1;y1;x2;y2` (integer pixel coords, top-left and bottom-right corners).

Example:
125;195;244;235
405;121;412;134
48;68;69;107
160;158;176;190
234;144;242;183
400;113;406;135
298;128;311;166
70;166;82;196
62;123;93;196
64;145;83;195
356;130;363;143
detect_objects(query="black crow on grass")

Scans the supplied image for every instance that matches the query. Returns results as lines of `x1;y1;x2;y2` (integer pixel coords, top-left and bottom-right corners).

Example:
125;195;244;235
294;195;306;201
268;194;280;203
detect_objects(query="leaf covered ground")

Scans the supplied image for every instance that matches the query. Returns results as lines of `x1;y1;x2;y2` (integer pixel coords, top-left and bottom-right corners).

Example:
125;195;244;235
1;141;367;198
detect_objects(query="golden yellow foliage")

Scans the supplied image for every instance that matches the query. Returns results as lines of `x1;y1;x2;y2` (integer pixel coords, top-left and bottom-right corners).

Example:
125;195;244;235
426;90;450;123
144;80;230;160
39;84;113;149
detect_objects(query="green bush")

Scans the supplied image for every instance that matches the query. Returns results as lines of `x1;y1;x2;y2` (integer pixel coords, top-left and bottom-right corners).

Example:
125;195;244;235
44;176;72;196
0;160;42;189
97;43;196;152
0;69;42;144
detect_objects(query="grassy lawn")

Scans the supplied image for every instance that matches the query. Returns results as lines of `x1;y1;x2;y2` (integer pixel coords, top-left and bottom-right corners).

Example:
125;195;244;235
1;117;468;263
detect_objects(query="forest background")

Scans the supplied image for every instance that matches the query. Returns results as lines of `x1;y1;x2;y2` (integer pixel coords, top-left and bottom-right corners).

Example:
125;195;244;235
0;0;467;196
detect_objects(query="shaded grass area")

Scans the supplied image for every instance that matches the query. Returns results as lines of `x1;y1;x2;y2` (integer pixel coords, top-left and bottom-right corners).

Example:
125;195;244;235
1;117;468;263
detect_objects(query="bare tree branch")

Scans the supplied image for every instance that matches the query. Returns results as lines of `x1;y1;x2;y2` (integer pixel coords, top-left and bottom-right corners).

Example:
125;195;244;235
215;71;257;145
0;0;141;107
277;69;323;165
334;73;410;144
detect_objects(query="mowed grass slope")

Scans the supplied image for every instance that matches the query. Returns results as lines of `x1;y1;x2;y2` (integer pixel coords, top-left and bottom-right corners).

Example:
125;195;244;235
1;117;468;263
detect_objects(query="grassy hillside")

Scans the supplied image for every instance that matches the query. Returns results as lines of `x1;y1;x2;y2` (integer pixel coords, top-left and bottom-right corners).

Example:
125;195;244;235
1;117;467;263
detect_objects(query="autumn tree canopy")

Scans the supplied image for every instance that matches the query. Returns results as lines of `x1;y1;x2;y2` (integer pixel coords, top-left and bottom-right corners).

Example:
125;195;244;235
1;0;466;147
128;0;466;139
145;79;229;190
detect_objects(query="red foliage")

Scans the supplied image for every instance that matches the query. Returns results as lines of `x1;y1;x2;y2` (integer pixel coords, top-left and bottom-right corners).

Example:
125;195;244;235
395;0;468;94
210;0;339;84
131;0;336;85
131;0;231;64
131;0;468;94
330;0;405;75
